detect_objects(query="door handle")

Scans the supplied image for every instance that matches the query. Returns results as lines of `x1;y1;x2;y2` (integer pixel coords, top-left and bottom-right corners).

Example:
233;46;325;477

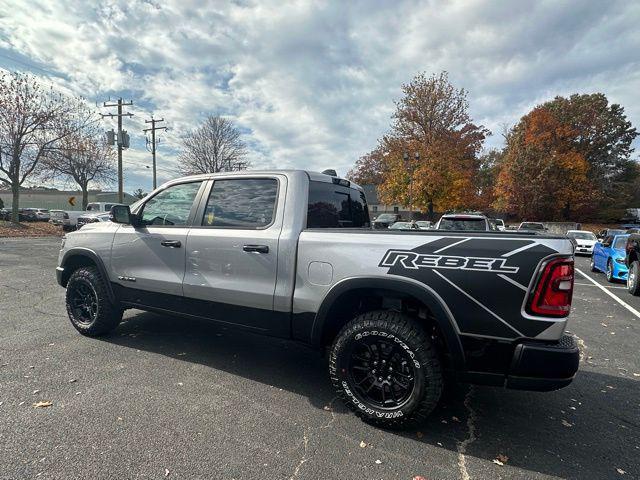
160;240;182;248
243;244;269;254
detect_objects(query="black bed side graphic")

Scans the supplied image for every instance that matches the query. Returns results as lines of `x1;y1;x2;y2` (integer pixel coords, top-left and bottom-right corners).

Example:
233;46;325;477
379;237;559;339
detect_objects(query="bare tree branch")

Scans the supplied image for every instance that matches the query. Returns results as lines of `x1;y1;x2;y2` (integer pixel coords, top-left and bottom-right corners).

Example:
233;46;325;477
178;115;249;174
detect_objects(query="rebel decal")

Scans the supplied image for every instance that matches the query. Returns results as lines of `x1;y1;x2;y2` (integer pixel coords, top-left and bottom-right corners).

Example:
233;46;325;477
379;236;562;339
379;249;519;274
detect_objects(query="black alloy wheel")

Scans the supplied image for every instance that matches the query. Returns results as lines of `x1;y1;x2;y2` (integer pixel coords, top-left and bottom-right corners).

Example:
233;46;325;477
69;280;99;324
65;266;122;336
346;335;416;410
329;310;443;429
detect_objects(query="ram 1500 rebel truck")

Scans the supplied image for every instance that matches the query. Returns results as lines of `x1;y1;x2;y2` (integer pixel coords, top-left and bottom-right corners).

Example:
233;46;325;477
56;170;579;428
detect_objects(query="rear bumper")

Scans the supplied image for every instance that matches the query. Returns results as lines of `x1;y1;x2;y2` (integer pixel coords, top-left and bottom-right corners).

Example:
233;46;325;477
505;334;580;391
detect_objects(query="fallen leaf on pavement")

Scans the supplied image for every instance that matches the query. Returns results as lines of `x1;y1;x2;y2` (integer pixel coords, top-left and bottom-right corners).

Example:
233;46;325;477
165;468;170;477
375;459;382;465
323;405;332;411
68;379;77;383
561;419;573;427
413;476;427;480
633;373;640;377
359;441;367;448
416;431;423;439
451;416;460;422
492;459;504;466
601;323;608;327
33;401;52;408
32;390;40;395
496;454;509;464
616;468;626;475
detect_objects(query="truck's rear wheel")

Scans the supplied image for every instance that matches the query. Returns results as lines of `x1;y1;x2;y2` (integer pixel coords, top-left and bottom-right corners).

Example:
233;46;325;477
628;261;640;296
66;266;122;336
329;310;442;429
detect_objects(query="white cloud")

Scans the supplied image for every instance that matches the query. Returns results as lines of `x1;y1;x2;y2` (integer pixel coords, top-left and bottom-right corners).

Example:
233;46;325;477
1;0;639;193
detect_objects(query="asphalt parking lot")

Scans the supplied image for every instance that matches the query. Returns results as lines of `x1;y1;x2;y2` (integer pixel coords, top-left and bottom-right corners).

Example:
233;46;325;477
1;237;639;480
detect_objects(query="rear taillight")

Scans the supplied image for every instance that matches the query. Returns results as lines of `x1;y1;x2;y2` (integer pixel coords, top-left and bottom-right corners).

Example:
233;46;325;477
527;257;574;317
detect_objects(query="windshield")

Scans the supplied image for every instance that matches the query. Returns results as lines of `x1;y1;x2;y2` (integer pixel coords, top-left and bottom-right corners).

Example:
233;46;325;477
567;232;596;240
390;222;412;229
438;218;487;231
613;237;628;249
520;222;544;230
376;214;397;222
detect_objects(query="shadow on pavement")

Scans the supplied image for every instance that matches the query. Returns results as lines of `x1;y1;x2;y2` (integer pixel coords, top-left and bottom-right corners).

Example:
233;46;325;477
102;310;638;480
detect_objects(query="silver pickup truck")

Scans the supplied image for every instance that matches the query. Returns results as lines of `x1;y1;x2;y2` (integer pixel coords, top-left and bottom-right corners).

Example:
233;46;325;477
56;170;579;428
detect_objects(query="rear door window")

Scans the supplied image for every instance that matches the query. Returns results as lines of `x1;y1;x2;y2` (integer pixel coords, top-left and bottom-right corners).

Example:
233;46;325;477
202;178;278;228
307;181;370;228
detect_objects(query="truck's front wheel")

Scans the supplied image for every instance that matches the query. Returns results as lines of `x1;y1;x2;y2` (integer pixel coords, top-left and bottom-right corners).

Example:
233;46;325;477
66;266;122;336
329;310;442;429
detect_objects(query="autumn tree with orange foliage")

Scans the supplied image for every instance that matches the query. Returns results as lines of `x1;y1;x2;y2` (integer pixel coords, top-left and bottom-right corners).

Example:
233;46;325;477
494;94;638;221
350;72;489;219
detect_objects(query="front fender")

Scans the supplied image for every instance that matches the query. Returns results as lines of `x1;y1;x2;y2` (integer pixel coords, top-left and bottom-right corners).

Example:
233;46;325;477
58;247;116;303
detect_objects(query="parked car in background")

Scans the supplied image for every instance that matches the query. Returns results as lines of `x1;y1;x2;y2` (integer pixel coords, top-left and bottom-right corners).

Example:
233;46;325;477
591;234;629;282
625;233;640;296
596;228;625;240
0;208;10;220
415;220;432;230
389;221;420;230
25;208;50;221
86;202;124;213
492;218;506;231
17;208;38;222
77;212;111;229
565;230;597;255
518;222;546;232
372;213;401;229
49;210;84;232
435;213;491;231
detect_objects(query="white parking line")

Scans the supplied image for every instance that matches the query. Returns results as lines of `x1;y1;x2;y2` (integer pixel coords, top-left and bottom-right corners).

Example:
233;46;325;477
574;282;627;290
575;268;640;319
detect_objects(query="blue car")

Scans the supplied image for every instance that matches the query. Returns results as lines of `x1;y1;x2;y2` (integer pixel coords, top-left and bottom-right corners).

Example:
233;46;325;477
591;234;629;282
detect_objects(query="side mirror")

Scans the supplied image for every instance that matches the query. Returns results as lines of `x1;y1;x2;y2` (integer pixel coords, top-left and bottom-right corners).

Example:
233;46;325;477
110;205;136;225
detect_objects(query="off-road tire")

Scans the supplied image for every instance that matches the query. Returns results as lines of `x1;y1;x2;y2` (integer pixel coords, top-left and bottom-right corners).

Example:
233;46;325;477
628;261;640;296
66;266;122;336
329;310;443;429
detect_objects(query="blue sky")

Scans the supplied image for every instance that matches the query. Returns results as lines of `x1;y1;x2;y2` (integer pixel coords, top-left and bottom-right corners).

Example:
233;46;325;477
1;0;639;194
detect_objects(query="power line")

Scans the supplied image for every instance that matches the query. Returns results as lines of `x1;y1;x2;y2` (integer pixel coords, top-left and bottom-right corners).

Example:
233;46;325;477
143;117;167;190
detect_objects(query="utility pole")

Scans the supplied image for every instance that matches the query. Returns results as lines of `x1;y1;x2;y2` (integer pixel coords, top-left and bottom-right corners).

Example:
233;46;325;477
101;98;133;203
143;117;167;190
